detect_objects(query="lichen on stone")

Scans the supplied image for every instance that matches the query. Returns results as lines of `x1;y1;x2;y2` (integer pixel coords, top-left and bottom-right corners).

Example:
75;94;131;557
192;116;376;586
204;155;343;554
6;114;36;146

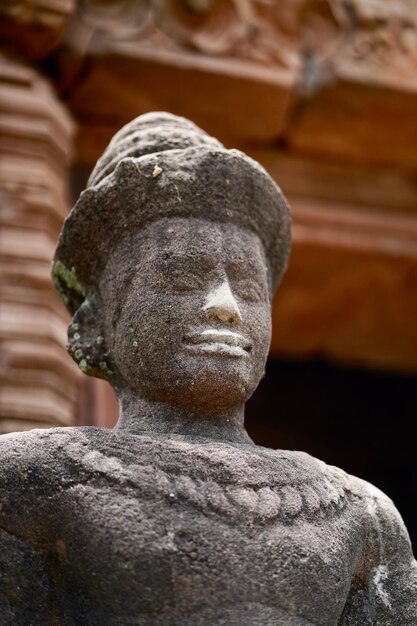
99;361;113;378
79;359;93;375
52;260;86;312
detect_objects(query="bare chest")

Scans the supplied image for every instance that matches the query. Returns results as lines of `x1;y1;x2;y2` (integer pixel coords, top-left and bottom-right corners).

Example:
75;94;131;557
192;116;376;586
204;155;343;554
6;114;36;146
46;443;362;626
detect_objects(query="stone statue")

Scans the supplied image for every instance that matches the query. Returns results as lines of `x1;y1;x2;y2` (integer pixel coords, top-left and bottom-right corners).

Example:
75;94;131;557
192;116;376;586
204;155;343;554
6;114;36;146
0;113;416;626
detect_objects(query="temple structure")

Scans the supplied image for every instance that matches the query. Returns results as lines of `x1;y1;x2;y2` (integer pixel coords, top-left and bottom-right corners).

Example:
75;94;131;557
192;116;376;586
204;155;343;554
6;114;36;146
1;0;417;433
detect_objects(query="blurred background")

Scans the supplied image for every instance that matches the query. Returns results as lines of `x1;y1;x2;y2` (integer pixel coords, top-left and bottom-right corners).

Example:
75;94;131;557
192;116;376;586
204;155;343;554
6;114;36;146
1;0;416;547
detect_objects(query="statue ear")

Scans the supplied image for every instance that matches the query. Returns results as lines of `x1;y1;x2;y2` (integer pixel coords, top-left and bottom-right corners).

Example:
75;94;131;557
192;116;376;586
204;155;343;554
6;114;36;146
67;295;113;382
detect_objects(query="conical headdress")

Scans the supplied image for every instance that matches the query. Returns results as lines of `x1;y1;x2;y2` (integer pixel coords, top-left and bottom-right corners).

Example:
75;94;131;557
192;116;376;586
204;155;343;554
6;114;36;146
52;112;291;313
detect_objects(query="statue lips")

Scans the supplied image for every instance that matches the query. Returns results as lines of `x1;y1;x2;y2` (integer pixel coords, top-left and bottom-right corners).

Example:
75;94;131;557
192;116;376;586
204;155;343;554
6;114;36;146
183;328;251;358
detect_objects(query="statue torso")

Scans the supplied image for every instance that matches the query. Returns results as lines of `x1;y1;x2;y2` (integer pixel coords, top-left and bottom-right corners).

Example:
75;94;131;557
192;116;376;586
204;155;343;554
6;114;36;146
0;427;371;626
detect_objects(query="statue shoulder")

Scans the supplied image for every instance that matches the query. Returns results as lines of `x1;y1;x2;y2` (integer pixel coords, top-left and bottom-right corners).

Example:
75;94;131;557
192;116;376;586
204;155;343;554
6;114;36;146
251;447;351;522
348;474;415;562
0;428;85;617
0;426;109;501
261;448;412;543
335;473;417;622
310;458;415;552
265;447;351;494
333;469;412;548
0;426;110;541
0;427;81;482
288;455;416;570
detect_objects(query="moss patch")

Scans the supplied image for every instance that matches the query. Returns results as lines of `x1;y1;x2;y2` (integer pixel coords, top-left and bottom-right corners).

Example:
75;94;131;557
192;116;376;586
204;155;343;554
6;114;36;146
52;260;86;313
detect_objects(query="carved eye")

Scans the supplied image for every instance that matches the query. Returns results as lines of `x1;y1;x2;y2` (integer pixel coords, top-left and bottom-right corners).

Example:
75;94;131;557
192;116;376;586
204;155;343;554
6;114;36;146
234;279;267;303
170;270;204;293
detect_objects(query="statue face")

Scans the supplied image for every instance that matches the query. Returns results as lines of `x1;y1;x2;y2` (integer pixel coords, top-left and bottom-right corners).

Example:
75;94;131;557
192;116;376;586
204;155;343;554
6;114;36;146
101;217;272;414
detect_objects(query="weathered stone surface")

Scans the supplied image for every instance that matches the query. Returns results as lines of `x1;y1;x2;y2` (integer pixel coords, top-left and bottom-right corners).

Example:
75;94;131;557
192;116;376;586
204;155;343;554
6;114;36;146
1;426;416;624
1;113;416;623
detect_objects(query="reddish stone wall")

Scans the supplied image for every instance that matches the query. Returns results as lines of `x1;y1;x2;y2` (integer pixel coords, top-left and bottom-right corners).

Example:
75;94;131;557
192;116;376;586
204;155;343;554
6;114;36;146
0;55;81;433
1;0;417;431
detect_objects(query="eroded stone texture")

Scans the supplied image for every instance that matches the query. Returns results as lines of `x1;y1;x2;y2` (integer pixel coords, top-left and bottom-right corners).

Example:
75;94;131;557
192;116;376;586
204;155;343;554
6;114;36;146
1;427;416;625
0;113;416;624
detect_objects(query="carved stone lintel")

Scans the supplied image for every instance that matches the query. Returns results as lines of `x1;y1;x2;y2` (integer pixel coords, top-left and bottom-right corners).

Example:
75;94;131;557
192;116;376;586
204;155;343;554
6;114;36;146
0;0;75;60
57;0;417;167
62;0;417;79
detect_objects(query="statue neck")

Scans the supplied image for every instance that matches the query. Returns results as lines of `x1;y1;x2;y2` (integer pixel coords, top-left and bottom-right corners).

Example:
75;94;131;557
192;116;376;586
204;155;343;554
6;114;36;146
114;391;254;445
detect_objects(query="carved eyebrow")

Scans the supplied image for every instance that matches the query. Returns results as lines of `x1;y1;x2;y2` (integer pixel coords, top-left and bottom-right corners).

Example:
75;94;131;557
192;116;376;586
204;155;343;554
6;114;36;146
227;256;267;275
158;250;215;267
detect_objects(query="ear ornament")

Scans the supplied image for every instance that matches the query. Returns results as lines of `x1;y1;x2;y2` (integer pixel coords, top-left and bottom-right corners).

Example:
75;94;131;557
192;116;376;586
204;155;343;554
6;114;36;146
67;296;113;381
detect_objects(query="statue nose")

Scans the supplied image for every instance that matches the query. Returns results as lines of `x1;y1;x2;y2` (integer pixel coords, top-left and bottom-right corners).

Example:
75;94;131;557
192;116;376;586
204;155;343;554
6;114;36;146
202;280;242;324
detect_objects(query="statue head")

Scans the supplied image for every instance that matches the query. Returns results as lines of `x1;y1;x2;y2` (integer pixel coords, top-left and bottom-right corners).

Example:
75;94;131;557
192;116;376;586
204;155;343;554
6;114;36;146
52;113;291;415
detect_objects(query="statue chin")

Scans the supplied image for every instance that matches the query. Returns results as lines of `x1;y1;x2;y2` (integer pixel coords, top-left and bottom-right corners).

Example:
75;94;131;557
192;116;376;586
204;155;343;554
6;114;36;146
129;362;260;416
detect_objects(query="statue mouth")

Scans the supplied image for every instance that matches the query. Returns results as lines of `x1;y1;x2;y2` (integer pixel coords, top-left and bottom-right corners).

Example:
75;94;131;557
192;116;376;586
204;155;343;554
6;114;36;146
183;329;251;358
